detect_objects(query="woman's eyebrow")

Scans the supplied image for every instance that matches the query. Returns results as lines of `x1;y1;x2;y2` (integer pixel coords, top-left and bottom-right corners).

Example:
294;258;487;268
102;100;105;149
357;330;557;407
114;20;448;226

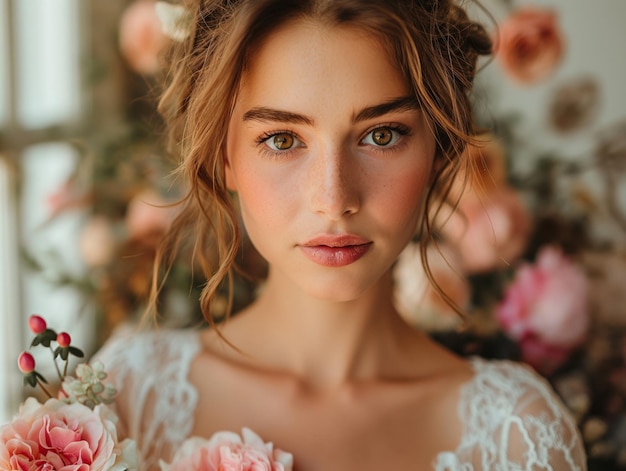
242;108;314;125
352;96;420;122
241;96;419;125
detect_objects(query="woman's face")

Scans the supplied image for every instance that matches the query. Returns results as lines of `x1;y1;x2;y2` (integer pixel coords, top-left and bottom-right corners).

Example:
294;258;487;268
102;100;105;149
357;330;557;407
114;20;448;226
225;20;436;302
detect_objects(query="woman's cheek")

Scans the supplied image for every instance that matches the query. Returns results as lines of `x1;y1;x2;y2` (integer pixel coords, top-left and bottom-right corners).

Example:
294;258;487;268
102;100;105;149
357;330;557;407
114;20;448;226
379;165;431;225
236;165;297;229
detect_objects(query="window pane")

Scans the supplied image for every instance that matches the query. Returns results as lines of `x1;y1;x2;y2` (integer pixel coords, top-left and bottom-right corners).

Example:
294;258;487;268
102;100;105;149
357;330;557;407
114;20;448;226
20;142;95;377
14;0;81;128
0;0;9;127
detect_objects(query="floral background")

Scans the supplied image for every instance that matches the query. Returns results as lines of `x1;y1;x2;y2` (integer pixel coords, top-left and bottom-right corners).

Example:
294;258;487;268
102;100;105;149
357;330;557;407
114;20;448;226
20;0;626;468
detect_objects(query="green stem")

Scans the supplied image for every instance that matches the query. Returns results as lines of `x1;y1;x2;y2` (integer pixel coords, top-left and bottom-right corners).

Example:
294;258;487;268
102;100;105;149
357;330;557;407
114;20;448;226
63;358;69;378
36;378;54;399
49;346;64;381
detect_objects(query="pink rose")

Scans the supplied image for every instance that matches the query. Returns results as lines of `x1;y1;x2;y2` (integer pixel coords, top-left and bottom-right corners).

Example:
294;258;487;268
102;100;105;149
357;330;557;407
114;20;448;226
494;7;565;85
442;187;532;273
119;0;167;75
160;428;293;471
439;134;532;274
496;246;590;373
0;397;135;471
393;242;468;331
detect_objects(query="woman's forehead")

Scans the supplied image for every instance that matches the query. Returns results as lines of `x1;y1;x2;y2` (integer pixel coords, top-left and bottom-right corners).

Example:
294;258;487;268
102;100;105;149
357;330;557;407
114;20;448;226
235;19;410;111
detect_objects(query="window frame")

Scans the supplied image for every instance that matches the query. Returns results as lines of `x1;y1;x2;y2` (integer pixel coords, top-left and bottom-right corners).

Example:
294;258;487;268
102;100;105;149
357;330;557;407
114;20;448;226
0;0;125;421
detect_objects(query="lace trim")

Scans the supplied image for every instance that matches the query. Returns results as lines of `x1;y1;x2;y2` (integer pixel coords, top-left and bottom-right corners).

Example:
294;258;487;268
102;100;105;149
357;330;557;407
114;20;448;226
97;330;585;471
95;328;200;470
434;357;586;471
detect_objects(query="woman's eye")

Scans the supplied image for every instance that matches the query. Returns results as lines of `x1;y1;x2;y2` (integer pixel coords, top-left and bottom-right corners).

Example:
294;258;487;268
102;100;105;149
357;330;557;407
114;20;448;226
362;127;402;147
263;133;300;151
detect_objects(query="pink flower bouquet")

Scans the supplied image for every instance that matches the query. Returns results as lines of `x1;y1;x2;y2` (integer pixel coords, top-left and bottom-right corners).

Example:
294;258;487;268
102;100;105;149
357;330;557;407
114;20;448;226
1;315;137;470
0;397;136;471
160;427;293;471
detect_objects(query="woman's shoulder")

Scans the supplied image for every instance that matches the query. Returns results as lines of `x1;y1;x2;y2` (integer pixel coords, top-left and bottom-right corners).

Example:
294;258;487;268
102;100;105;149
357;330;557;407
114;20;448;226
463;357;573;419
465;356;556;400
461;356;580;437
439;356;587;470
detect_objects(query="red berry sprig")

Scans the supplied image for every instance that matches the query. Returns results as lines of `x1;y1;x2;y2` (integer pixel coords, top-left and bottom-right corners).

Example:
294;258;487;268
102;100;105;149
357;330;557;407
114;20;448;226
28;315;47;335
17;351;52;397
54;331;84;377
18;314;85;398
57;332;71;347
17;352;35;373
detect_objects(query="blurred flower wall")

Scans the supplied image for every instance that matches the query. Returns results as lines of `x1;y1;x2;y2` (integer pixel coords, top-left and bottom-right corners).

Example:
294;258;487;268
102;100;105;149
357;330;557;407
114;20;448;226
398;1;626;467
23;0;626;468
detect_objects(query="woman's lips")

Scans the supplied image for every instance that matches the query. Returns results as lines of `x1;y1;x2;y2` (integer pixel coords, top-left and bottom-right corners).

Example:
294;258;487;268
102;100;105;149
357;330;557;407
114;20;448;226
299;235;372;267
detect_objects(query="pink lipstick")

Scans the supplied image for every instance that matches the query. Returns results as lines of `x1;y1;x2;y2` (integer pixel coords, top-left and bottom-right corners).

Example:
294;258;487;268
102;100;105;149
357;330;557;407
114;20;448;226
299;234;372;267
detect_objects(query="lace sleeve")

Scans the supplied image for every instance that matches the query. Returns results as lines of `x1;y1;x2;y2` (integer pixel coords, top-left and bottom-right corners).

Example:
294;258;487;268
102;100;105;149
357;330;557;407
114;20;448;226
436;358;587;471
93;327;201;471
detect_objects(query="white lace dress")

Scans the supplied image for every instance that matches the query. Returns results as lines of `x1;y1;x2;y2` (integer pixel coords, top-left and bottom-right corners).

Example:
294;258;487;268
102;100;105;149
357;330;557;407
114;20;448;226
95;328;587;471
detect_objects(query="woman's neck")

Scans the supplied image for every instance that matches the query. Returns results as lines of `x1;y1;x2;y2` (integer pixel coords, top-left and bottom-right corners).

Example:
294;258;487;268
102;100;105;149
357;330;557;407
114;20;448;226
214;269;429;391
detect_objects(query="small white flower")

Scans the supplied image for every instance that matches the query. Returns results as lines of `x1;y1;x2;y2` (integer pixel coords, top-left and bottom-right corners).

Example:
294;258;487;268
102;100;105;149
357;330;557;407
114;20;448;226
155;2;192;42
61;362;118;408
76;363;95;382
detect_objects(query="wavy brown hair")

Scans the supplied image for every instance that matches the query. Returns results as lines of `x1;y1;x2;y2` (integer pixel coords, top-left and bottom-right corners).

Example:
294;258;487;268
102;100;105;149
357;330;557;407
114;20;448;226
150;0;492;326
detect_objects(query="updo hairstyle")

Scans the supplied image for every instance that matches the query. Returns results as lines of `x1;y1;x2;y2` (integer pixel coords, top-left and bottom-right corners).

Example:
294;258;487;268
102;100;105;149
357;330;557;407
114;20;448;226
152;0;492;324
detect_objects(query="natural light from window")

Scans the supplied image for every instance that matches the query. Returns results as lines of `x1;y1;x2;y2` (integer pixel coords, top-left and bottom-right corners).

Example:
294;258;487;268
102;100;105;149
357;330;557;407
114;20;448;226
0;0;7;128
1;0;84;422
14;0;80;128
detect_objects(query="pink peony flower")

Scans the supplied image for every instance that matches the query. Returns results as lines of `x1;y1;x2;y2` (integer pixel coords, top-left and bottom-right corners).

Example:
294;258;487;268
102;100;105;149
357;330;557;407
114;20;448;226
494;7;565;85
442;187;532;274
439;134;532;274
496;246;590;373
160;428;293;471
119;0;167;75
0;397;136;471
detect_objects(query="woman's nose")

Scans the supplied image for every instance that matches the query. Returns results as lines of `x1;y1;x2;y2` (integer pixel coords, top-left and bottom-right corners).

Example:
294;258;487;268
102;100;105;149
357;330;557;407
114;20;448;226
308;148;361;220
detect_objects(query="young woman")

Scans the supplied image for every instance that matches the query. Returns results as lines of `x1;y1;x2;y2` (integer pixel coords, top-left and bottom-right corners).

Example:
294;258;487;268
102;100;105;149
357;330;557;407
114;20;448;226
97;0;587;469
